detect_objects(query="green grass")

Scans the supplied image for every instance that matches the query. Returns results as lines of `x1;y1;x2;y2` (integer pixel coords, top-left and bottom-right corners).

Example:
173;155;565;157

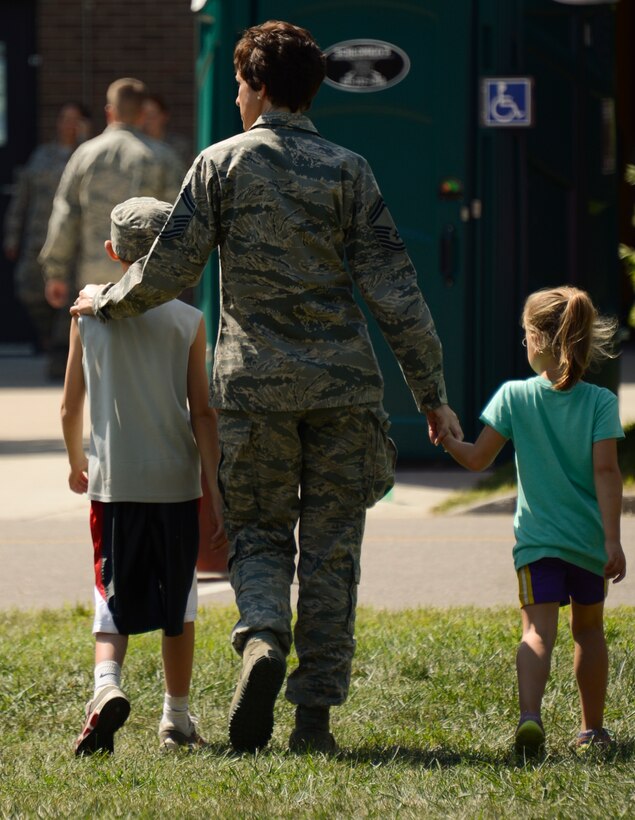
3;605;635;817
434;422;635;514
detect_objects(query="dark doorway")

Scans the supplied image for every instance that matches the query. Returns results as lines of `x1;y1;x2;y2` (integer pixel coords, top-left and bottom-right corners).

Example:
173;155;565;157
0;0;38;348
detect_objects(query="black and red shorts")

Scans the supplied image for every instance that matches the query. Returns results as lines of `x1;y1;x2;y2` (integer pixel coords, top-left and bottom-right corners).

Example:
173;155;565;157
90;499;199;636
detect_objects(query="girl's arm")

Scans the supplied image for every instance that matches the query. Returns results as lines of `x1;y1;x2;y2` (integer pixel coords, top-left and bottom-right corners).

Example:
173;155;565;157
593;437;626;583
60;318;88;494
441;425;508;472
187;318;227;549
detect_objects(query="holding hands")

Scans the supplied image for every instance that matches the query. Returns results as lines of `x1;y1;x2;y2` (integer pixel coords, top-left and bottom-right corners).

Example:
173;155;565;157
426;404;463;446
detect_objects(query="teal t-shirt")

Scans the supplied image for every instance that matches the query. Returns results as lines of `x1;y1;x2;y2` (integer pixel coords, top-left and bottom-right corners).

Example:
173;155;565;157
480;377;624;577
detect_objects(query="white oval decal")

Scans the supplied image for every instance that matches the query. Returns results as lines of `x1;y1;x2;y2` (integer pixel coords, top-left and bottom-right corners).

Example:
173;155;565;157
323;39;411;94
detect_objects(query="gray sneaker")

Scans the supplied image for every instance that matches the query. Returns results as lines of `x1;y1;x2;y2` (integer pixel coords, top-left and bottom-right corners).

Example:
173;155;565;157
228;631;286;752
158;718;209;752
75;684;130;756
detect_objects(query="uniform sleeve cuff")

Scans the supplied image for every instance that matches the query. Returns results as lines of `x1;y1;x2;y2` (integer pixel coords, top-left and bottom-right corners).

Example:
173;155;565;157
92;283;114;321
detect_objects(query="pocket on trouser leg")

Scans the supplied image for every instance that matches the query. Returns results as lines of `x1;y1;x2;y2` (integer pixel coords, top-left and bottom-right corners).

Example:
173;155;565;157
365;406;397;508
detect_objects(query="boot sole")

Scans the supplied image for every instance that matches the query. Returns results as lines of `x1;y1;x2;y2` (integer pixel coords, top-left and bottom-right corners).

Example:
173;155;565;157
229;656;285;752
75;695;131;756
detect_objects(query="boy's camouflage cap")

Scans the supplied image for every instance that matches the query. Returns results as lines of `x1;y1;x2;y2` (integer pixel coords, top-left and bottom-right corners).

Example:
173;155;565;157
110;196;172;261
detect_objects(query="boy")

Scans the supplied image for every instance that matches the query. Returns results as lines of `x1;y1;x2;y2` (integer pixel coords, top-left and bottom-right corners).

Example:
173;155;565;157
61;197;225;756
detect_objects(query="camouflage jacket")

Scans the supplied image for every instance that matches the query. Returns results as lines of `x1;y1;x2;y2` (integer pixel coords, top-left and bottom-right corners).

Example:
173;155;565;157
39;124;185;287
94;112;448;412
3;143;73;282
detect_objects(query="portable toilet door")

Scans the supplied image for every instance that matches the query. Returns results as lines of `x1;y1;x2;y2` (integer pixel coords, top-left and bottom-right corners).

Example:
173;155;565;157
473;0;621;409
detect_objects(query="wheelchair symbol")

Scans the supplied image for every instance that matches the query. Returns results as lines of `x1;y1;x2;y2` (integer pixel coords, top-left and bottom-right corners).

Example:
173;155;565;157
490;82;525;123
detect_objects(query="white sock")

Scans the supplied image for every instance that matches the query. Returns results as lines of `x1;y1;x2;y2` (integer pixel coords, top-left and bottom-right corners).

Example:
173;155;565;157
94;660;121;694
162;693;191;733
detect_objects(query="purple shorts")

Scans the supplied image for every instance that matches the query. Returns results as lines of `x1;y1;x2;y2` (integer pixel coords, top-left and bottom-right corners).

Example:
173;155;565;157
517;557;607;608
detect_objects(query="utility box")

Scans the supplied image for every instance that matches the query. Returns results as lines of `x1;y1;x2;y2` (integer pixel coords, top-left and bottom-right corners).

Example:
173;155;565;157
193;0;620;458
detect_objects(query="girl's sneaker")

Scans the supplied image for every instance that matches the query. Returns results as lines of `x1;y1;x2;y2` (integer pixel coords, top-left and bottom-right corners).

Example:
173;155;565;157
574;727;615;756
514;715;545;758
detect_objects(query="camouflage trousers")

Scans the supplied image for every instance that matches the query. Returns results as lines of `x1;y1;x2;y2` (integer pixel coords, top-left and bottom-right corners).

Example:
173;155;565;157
218;404;396;707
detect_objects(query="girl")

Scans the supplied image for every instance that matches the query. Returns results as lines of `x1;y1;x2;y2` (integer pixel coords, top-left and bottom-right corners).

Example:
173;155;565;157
442;286;626;756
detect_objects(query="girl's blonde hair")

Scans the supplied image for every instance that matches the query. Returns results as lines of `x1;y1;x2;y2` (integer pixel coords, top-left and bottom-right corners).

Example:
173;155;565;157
521;286;618;391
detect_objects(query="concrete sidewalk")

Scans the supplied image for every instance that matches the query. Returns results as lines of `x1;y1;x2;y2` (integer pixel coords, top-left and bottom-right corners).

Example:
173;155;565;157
2;349;635;612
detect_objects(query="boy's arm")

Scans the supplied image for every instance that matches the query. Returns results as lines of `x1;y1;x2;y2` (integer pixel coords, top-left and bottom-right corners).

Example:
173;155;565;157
441;425;508;472
187;318;227;549
593;437;626;583
60;318;88;494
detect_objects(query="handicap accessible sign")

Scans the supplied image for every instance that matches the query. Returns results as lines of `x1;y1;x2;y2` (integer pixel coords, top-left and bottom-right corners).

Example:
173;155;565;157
481;77;533;127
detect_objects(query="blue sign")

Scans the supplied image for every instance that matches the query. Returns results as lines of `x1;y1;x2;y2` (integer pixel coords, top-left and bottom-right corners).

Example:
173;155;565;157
481;77;533;128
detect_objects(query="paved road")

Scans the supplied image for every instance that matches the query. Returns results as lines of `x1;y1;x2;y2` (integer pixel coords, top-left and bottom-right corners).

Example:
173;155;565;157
2;350;635;612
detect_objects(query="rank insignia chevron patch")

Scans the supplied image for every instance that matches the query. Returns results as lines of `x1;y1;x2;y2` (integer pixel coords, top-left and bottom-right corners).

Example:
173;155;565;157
369;197;406;252
160;185;197;241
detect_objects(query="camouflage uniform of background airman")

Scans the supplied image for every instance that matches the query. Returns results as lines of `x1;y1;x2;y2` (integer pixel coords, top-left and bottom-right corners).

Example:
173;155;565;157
39;123;184;288
90;111;447;713
3;142;74;353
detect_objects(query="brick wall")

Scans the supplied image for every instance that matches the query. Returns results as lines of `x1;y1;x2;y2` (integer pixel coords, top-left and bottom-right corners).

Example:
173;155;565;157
37;0;195;148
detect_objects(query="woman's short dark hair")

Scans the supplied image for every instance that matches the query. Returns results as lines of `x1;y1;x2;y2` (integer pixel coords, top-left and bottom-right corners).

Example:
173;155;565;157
234;20;326;112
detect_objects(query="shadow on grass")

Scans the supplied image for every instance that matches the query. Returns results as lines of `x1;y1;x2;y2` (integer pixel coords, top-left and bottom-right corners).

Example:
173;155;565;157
191;737;635;766
333;738;635;768
337;745;504;768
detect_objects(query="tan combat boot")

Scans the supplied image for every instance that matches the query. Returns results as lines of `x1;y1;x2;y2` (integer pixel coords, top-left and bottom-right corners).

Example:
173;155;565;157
228;631;286;752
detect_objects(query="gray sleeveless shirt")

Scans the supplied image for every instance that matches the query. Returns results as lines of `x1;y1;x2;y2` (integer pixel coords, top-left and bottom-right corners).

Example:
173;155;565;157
79;300;203;502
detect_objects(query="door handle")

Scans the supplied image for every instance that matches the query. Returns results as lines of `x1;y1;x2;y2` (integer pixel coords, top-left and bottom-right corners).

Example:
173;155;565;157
439;224;456;287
